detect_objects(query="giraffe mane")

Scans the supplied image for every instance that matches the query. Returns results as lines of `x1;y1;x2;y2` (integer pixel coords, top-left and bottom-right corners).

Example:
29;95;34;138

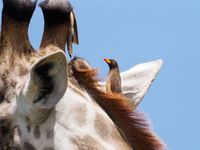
72;68;165;150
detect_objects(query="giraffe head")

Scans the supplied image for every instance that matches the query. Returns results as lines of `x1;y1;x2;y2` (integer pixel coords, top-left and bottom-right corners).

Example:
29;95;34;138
0;0;76;149
0;0;165;150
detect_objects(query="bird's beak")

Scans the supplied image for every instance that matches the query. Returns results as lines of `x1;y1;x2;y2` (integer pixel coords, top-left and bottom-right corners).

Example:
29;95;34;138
104;58;111;64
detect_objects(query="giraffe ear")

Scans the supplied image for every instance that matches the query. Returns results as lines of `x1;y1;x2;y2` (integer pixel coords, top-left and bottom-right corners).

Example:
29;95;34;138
25;50;67;108
99;59;163;107
120;59;163;107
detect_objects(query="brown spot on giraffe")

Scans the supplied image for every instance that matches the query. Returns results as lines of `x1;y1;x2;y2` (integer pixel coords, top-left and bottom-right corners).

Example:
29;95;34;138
27;126;31;133
25;56;31;62
0;88;6;103
70;135;106;150
3;89;12;103
1;69;9;86
9;54;16;69
70;103;87;127
94;112;131;149
18;65;29;77
10;80;17;88
94;112;111;140
25;116;30;122
34;126;41;139
24;142;36;150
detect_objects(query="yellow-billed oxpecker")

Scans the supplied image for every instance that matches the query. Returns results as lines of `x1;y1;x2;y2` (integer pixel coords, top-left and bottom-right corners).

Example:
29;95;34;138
104;58;122;95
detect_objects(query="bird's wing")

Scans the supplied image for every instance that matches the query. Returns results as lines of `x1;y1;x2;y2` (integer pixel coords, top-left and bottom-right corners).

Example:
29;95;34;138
99;59;163;107
110;74;122;94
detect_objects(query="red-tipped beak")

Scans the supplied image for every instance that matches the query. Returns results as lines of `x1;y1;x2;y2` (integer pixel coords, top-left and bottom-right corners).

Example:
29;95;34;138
104;58;111;64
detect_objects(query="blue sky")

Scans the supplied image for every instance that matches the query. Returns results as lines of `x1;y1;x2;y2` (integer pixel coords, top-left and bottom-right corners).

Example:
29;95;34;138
1;0;200;149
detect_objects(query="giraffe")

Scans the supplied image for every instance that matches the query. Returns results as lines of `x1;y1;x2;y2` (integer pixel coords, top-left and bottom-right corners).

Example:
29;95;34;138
0;0;166;150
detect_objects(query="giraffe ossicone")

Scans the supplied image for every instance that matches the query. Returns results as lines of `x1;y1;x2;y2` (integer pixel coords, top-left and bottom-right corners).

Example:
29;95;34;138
0;0;165;150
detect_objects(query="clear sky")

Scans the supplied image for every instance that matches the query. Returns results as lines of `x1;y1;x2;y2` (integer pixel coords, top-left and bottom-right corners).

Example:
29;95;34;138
0;0;199;149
